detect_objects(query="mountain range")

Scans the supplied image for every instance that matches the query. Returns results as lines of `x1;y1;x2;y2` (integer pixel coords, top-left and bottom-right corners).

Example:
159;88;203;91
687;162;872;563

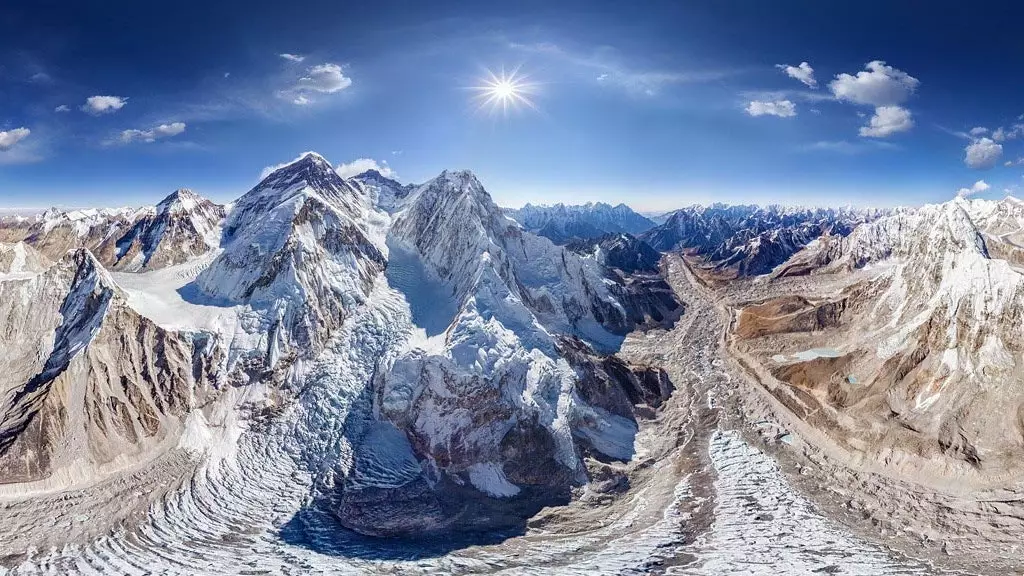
5;156;1024;573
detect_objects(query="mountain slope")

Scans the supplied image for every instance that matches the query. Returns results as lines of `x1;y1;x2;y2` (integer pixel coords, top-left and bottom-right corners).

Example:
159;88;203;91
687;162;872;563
195;152;386;370
0;249;223;485
732;196;1024;478
332;169;682;536
350;169;414;212
0;190;226;272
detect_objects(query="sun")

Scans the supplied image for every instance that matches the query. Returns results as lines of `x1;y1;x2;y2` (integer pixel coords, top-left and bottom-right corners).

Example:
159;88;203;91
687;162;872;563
471;67;537;116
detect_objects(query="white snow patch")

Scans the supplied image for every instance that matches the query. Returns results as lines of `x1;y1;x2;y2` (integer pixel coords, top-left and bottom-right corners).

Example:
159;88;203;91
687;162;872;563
466;462;520;497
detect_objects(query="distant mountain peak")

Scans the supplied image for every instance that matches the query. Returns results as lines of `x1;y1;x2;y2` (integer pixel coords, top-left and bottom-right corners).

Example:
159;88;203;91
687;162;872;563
156;188;209;215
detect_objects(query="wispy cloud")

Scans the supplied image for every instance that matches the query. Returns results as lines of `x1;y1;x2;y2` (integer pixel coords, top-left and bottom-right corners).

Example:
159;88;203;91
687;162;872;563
278;62;353;105
335;157;396;179
0;128;31;151
957;179;990;197
775;62;817;88
739;89;835;104
801;140;900;154
510;42;733;96
279;53;306;63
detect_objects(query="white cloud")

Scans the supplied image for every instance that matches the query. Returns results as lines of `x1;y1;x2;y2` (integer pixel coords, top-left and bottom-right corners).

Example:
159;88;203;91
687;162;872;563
81;95;128;115
279;53;305;63
298;63;351;94
118;122;186;144
775;62;817;88
829;61;919;106
744;100;796;117
335;158;396;179
1005;157;1024;167
859;105;913;137
54;104;70;113
957;179;990;197
282;62;353;105
970;126;988;136
965;137;1003;169
0;127;31;150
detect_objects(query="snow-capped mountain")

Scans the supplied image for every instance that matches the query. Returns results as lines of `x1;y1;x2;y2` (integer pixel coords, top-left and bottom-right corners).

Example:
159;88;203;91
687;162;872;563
738;195;1024;476
0;152;683;545
505;202;656;244
111;189;225;270
566;233;663;274
0;241;49;276
0;190;226;271
642;204;883;277
336;169;682;535
0;248;222;483
195;152;386;367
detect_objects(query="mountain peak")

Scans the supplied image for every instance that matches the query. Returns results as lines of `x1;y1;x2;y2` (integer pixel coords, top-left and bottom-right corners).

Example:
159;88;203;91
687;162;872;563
259;151;337;187
156;188;206;215
248;151;361;211
353;168;401;186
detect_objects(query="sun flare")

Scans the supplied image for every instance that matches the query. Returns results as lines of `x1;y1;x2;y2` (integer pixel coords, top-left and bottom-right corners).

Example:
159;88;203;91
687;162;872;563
472;67;537;116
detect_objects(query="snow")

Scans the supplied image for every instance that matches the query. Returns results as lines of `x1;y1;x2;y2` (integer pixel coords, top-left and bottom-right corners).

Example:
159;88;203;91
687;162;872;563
110;251;242;335
466;462;520;497
384;237;458;336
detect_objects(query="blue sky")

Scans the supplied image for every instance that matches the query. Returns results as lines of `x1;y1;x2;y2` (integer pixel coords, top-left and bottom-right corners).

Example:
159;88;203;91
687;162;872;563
2;0;1023;211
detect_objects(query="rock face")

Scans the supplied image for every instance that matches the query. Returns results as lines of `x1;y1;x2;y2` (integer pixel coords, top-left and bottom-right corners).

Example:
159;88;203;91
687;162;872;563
566;233;663;274
505;202;656;244
642;204;883;277
0;241;49;276
0;249;222;484
0;190;226;271
734;196;1024;478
